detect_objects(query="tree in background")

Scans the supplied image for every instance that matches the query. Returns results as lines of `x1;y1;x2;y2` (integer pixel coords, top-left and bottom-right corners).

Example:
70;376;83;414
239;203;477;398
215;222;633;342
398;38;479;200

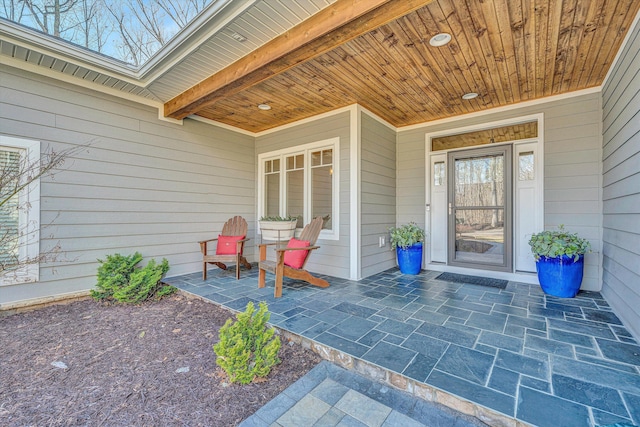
1;0;27;22
2;0;210;66
22;0;78;37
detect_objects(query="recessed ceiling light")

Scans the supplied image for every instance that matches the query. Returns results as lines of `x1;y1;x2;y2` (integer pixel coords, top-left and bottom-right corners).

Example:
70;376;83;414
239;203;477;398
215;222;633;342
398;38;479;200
429;33;451;47
462;92;478;100
231;32;247;42
258;104;271;110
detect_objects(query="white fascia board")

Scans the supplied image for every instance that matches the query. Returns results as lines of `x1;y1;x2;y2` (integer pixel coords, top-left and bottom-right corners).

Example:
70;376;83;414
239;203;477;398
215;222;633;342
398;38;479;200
0;21;140;84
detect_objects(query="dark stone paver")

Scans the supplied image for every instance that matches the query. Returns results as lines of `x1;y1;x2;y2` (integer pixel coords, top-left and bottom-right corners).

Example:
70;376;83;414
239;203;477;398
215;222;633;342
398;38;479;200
517;387;590;427
166;266;640;427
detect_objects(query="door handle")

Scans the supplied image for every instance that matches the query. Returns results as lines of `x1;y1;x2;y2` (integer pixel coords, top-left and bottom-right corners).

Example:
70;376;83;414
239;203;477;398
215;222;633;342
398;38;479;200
448;202;452;215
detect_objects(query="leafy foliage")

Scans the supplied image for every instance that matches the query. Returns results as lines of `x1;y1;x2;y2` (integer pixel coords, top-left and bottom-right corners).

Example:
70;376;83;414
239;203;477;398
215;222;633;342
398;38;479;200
389;222;425;249
213;302;281;385
91;252;174;303
528;225;591;262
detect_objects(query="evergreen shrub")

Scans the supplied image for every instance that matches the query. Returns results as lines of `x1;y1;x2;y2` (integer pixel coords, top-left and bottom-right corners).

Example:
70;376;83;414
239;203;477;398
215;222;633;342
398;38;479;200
213;301;281;384
91;252;174;303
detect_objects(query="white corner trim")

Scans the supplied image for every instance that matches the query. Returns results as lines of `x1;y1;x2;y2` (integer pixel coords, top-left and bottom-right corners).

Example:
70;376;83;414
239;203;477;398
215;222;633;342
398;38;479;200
350;106;361;281
397;87;602;132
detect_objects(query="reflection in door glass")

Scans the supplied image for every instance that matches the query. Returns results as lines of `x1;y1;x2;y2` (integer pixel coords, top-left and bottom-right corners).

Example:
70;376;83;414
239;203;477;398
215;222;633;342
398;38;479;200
519;151;534;181
434;161;445;186
453;154;505;266
454;155;504;206
455;209;504;264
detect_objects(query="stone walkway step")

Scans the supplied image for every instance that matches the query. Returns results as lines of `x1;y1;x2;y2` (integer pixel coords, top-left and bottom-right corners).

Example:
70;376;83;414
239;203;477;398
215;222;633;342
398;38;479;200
239;361;488;427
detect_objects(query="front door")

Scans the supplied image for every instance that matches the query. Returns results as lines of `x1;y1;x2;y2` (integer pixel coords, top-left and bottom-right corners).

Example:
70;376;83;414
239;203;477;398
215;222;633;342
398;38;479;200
447;146;512;272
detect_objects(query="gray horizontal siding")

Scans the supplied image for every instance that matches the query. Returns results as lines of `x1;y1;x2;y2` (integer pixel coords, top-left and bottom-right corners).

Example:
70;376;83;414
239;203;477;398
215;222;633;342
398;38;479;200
397;92;603;290
361;112;396;278
600;18;640;341
0;64;255;305
256;111;351;279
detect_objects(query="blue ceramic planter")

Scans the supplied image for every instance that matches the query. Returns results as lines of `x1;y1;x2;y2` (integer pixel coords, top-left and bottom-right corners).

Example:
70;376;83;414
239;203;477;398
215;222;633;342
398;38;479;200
536;254;584;298
396;243;423;275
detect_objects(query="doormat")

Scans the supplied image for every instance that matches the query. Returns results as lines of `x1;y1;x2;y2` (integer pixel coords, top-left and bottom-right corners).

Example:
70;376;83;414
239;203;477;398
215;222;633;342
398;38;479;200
435;272;508;290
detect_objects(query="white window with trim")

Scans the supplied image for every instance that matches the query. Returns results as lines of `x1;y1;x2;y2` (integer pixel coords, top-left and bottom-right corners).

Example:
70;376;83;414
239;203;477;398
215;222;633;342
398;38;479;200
258;138;339;240
0;135;41;285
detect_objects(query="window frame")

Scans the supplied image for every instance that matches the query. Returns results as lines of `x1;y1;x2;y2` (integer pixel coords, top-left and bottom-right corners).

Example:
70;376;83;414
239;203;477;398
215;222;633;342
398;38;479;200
258;137;340;240
0;135;41;286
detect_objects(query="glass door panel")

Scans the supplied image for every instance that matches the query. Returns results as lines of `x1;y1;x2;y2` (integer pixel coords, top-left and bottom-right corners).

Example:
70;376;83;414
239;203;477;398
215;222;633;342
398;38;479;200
448;146;512;271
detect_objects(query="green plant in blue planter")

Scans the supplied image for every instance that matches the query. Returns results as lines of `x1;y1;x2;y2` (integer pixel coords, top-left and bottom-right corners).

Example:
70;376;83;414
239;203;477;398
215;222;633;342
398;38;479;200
389;222;425;274
528;225;591;298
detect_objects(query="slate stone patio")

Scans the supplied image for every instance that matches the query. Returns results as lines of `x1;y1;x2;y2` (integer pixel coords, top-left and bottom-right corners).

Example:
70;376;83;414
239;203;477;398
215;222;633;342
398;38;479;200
164;266;640;427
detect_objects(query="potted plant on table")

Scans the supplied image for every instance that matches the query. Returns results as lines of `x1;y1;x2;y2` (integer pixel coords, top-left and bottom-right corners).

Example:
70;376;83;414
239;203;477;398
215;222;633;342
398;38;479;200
389;222;425;274
528;225;591;298
258;215;298;241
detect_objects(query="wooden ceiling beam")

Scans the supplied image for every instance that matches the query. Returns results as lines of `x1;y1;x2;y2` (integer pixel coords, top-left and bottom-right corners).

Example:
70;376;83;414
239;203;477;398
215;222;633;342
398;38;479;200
164;0;435;119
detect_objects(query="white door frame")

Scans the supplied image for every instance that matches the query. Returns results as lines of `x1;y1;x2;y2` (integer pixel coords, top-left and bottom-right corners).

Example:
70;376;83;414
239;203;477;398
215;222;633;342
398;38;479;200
424;113;544;284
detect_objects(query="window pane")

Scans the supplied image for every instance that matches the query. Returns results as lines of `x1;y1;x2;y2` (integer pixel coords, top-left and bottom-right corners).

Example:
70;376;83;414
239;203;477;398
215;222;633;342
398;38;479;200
434;161;445;186
311;150;321;167
265;173;280;217
454;155;504;207
287;169;304;228
0;150;21;266
322;149;332;165
519;151;534;181
265;160;271;173
287;156;295;170
296;154;304;168
312;165;332;229
273;158;280;172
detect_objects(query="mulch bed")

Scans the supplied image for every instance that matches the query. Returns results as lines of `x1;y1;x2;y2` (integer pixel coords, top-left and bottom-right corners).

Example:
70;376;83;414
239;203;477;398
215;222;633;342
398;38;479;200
0;293;321;426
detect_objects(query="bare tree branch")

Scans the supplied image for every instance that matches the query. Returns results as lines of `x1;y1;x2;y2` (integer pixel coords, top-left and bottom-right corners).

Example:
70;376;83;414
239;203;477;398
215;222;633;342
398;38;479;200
1;143;91;277
3;0;209;65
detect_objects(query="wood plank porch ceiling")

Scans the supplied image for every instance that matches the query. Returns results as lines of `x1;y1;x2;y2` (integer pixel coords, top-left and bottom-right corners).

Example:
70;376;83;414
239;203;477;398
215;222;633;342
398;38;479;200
165;0;640;133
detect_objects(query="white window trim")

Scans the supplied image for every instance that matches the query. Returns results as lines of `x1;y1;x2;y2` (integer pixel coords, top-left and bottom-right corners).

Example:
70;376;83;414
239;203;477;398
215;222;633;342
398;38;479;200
258;137;340;240
0;135;41;286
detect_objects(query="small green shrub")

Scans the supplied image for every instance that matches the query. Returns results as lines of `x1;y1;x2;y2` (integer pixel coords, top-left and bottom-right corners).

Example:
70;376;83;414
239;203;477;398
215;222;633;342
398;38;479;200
213;301;281;384
91;252;174;303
